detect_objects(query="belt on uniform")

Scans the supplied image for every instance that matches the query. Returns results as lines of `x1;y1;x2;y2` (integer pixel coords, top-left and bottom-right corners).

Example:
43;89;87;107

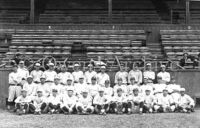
45;81;53;83
9;84;21;86
34;81;40;84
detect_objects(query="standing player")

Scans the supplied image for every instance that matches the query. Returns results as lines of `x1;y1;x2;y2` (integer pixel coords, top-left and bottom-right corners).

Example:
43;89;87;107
103;80;113;99
153;76;167;99
140;77;154;96
76;89;94;115
61;79;74;95
157;65;171;84
74;76;88;97
43;63;57;86
84;64;97;84
113;78;127;96
177;88;195;113
97;66;110;87
88;77;100;98
7;65;22;110
72;63;84;83
143;63;155;81
30;63;43;85
23;75;37;97
114;64;128;85
36;76;51;97
58;65;74;85
127;77;139;96
51;76;62;95
128;63;142;85
17;61;29;86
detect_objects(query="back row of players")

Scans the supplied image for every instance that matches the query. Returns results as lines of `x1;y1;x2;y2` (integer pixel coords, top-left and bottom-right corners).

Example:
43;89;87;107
8;61;195;115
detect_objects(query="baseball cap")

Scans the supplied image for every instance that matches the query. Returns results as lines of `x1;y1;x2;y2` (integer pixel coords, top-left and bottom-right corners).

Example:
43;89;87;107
88;64;93;67
40;75;46;79
19;61;24;64
74;63;80;67
27;75;33;79
48;63;54;66
161;65;166;68
35;63;41;67
180;88;186;92
101;66;106;69
146;63;151;66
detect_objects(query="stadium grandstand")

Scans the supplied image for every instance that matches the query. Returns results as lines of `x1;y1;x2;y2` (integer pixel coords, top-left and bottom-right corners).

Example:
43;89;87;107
0;0;200;109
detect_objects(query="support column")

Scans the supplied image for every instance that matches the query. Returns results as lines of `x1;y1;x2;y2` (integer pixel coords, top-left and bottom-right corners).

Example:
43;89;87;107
30;0;35;24
186;0;190;24
108;0;112;23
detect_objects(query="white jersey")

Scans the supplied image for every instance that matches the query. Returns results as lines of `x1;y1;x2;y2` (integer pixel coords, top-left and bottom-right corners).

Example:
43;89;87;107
35;83;51;97
140;85;154;96
114;71;128;84
93;95;108;105
153;84;167;94
30;70;43;83
17;67;29;81
32;95;47;105
112;95;127;103
77;95;93;107
88;84;100;97
74;83;88;96
157;71;170;82
9;72;21;84
155;94;174;107
178;94;195;107
62;95;77;107
143;95;155;106
43;70;57;82
72;71;84;82
127;94;144;103
127;84;140;96
167;84;181;92
50;84;63;95
103;87;113;97
61;85;75;95
171;93;181;104
97;72;110;86
143;70;155;80
23;82;37;96
47;95;62;105
84;71;97;84
58;72;74;85
113;84;127;96
15;95;32;104
128;70;142;84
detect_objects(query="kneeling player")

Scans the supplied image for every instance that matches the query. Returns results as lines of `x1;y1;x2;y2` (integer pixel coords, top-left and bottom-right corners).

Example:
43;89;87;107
76;89;94;115
47;89;62;114
93;88;109;115
143;87;155;113
127;87;144;114
61;87;77;114
14;89;32;115
111;88;127;114
32;89;48;114
177;88;195;113
154;89;175;113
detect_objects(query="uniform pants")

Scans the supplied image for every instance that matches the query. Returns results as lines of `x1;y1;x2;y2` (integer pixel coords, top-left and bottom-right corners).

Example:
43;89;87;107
76;104;94;113
34;103;47;112
8;86;22;103
94;104;109;113
110;102;127;113
15;103;29;113
48;103;61;111
62;106;76;113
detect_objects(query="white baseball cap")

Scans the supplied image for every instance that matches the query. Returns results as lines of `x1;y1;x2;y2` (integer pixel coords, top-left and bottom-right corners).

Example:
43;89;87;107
27;75;33;79
48;63;54;66
161;65;166;68
180;88;186;92
101;66;106;69
74;63;80;67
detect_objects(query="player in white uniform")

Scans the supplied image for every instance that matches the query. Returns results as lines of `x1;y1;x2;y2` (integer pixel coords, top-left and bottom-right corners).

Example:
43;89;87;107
7;65;22;110
84;64;97;84
17;61;29;86
76;89;94;114
177;88;195;113
93;88;109;115
61;87;77;114
143;87;155;113
154;88;175;113
72;63;84;83
143;63;155;81
30;63;43;84
103;80;113;100
128;63;142;85
140;77;154;96
88;77;100;98
74;76;88;97
43;63;57;86
114;64;128;84
58;65;74;85
50;76;63;95
127;77;140;96
23;75;37;97
61;78;74;95
35;76;51;97
97;66;110;87
153;76;167;99
113;78;127;96
157;65;170;84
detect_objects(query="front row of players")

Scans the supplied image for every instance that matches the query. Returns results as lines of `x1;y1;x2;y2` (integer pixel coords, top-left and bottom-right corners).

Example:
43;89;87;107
14;82;195;115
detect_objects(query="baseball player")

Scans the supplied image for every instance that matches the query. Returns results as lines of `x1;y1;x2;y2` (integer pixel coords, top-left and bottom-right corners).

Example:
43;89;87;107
35;76;51;97
61;78;74;95
93;88;109;115
97;66;110;87
47;89;62;114
7;65;22;110
58;65;74;85
14;89;32;115
126;77;140;96
157;65;171;84
114;64;128;84
110;88;127;114
30;63;43;84
140;77;154;96
127;87;144;114
43;63;57;86
177;88;195;113
113;78;127;96
61;87;77;114
153;76;167;99
51;76;62;95
88;77;100;98
76;89;94;115
154;89;175;113
23;75;37;97
103;80;113;98
84;64;97;84
143;87;155;113
72;63;84;83
17;61;29;86
74;76;88;97
128;63;142;85
32;89;48;114
143;63;155;81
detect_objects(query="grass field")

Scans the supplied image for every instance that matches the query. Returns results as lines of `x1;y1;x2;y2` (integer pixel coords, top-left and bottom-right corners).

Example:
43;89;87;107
0;109;200;128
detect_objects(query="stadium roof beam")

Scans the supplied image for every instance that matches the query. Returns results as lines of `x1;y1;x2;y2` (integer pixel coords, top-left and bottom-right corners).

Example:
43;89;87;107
186;0;200;24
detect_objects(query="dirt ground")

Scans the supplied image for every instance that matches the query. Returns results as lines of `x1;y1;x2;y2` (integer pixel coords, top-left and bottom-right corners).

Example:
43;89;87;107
0;109;199;128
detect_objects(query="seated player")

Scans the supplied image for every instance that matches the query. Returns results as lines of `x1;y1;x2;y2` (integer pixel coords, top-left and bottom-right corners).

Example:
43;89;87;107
61;87;77;115
113;78;127;96
143;87;155;113
23;75;37;97
74;76;88;97
127;87;144;114
51;76;62;95
88;77;100;98
127;77;139;96
110;88;127;114
14;89;32;115
76;89;94;115
61;78;74;95
140;77;154;96
32;89;48;115
103;80;113;99
153;76;167;99
177;88;195;113
154;88;175;113
35;76;51;97
47;89;62;114
93;88;109;115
